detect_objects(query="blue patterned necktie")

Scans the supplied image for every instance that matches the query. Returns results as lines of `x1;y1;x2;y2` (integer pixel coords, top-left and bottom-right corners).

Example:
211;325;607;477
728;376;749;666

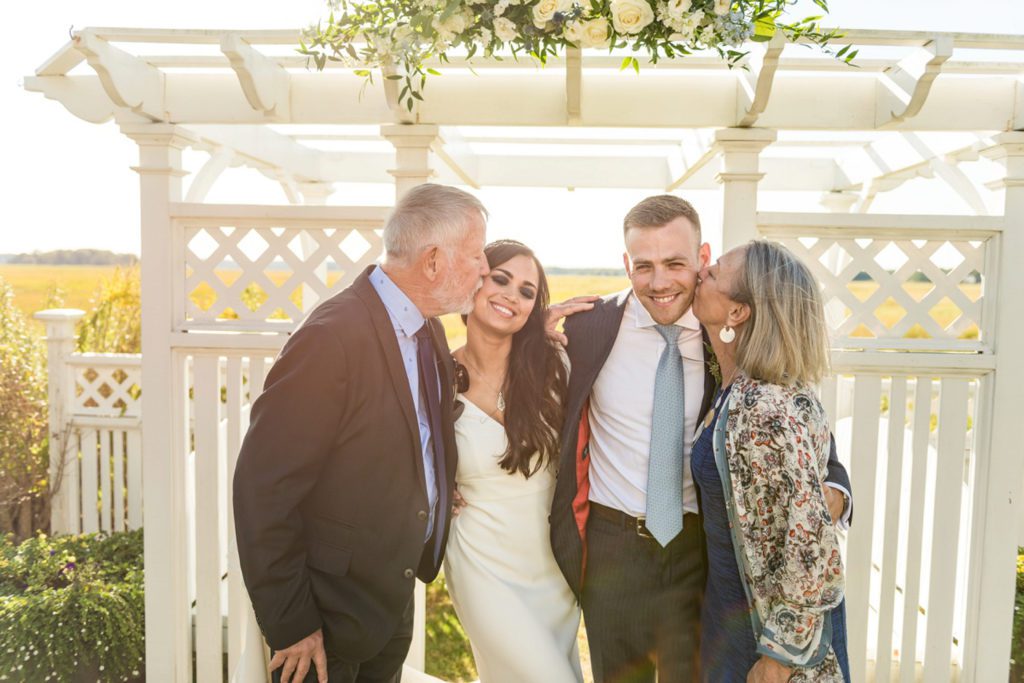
645;324;685;547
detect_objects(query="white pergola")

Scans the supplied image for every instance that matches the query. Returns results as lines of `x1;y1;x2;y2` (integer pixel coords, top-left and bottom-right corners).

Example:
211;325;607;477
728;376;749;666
27;26;1024;683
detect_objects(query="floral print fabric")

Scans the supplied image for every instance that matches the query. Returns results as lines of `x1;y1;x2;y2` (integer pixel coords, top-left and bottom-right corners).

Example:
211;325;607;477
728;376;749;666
718;375;845;681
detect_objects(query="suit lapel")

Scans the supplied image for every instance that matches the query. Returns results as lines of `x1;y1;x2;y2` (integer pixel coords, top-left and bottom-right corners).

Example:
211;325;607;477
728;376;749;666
353;268;426;487
575;289;630;398
427;317;458;477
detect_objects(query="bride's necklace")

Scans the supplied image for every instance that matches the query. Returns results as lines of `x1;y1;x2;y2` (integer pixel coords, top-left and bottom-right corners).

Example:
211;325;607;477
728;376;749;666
461;353;507;413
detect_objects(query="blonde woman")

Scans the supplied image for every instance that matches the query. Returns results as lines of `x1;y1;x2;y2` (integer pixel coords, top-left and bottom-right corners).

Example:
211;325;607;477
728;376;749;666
690;240;849;683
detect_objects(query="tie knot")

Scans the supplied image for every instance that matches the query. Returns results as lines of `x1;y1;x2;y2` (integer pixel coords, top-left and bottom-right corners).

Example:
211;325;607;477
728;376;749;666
415;323;432;341
655;324;680;344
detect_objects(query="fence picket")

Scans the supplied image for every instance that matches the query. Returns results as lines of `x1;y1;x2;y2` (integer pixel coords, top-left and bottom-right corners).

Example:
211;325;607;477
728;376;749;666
80;428;99;534
922;378;970;681
193;355;223;682
113;430;126;531
846;375;882;682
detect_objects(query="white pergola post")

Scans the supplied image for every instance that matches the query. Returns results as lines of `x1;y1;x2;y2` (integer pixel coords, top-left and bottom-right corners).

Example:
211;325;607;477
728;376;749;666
121;122;196;683
35;308;85;535
382;124;439;199
382;122;441;673
715;128;776;250
964;132;1024;682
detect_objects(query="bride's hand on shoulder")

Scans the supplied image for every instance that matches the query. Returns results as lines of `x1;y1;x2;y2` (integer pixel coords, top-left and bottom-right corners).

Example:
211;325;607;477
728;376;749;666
545;295;599;346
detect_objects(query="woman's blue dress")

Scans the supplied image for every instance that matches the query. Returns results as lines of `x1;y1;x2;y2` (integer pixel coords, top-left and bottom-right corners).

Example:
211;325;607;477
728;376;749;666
690;385;851;682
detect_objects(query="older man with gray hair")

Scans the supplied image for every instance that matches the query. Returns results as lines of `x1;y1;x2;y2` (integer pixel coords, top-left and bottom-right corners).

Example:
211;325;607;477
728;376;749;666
233;183;489;683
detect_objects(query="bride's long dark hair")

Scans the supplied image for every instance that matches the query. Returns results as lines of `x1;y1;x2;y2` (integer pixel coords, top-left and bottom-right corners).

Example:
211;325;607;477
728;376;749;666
466;240;568;478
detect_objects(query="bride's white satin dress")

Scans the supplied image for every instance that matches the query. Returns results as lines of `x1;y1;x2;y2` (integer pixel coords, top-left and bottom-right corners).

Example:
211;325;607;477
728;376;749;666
443;397;583;683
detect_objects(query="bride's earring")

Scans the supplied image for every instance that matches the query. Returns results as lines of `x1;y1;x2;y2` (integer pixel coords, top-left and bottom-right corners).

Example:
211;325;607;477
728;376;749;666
719;326;736;344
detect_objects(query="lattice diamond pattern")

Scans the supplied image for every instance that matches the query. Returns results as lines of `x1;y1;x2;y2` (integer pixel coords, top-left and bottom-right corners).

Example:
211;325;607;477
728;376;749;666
184;224;383;326
72;363;142;416
776;236;986;348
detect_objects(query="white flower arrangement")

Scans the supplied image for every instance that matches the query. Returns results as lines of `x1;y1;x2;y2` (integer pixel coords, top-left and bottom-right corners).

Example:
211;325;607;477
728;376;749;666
301;0;853;111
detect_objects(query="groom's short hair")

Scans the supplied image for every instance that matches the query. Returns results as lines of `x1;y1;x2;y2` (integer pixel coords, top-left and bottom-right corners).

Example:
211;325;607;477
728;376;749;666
383;183;488;264
623;195;701;243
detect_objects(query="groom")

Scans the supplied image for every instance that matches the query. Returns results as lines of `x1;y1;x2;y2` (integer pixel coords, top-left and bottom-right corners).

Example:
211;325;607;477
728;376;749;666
550;194;851;683
233;184;488;683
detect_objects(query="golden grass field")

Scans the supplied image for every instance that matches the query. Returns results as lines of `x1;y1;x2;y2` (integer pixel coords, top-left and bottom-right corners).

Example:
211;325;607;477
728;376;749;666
0;264;980;342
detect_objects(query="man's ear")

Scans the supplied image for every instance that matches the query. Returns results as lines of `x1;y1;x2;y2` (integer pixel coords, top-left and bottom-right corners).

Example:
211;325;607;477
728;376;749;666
622;251;632;277
728;302;751;328
422;246;441;283
698;242;711;269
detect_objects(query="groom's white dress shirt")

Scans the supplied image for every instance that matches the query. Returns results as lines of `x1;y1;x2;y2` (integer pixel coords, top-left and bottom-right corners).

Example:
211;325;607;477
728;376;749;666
588;292;703;519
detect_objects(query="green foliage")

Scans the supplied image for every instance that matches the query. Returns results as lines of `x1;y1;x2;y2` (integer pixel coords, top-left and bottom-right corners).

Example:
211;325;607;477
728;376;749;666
0;529;144;681
0;277;50;541
1011;548;1024;681
425;573;477;681
302;0;855;110
76;267;141;354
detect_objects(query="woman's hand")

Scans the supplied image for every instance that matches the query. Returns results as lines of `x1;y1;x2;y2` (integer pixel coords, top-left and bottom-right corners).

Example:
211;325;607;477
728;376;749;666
452;487;467;516
747;655;791;682
545;295;599;345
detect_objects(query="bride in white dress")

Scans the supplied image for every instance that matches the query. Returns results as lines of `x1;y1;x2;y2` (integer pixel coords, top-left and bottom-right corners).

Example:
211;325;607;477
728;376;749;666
444;240;584;683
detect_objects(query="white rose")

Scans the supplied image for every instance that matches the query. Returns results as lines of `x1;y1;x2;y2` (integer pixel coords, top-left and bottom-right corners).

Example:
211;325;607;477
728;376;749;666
495;0;511;15
578;17;611;48
493;16;519;42
714;0;730;16
610;0;655;35
533;0;573;29
563;20;585;44
666;0;689;19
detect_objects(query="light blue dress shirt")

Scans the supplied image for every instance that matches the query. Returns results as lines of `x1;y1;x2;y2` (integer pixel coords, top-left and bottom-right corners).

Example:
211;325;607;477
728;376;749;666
369;266;439;541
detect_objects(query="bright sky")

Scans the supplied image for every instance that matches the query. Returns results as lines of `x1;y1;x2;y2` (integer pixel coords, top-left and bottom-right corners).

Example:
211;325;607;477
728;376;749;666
4;0;1023;267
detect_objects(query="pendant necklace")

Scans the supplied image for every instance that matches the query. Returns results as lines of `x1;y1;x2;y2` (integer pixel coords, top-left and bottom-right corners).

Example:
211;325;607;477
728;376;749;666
461;354;506;413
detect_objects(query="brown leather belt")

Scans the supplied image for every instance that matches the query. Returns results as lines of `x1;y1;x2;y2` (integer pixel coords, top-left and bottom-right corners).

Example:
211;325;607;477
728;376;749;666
590;501;698;539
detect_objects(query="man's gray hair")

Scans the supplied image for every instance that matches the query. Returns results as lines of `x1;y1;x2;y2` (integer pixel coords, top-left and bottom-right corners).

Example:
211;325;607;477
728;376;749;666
383;184;488;264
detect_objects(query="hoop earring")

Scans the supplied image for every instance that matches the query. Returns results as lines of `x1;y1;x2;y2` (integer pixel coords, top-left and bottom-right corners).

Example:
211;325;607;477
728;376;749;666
719;326;736;344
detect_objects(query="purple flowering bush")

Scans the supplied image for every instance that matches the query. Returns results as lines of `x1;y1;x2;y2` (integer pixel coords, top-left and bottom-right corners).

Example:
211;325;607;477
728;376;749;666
0;529;143;681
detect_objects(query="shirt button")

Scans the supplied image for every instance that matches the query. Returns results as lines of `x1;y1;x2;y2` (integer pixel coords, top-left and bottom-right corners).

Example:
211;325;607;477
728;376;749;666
403;568;415;579
417;510;428;521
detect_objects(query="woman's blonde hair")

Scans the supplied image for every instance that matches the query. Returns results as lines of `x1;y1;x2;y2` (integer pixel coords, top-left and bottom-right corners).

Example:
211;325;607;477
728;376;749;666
731;240;830;385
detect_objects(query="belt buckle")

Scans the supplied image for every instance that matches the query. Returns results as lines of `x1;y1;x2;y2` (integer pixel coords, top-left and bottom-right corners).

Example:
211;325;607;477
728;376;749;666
635;516;653;539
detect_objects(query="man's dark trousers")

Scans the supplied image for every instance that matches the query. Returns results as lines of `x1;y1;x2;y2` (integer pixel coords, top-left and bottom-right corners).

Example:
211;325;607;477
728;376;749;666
581;504;704;683
271;596;414;683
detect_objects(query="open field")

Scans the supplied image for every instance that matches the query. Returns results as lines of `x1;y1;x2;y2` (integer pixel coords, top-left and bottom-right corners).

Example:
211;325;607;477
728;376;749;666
1;265;981;343
0;264;118;321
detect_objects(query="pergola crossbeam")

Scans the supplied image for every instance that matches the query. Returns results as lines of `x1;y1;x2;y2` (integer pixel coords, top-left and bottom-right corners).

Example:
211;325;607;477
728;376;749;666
737;34;786;127
876;36;953;127
220;33;291;119
73;30;165;120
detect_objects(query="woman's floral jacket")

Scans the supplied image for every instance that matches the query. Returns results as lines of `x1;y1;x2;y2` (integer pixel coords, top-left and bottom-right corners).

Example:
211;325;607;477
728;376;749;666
713;374;845;681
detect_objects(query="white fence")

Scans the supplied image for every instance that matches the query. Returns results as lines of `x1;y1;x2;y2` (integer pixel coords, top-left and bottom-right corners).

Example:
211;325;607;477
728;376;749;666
37;206;1015;682
761;212;1000;682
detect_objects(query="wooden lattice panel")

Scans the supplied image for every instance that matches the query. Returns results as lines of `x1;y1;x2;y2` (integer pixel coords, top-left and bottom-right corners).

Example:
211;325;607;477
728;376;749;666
71;357;142;417
773;235;988;351
184;224;383;327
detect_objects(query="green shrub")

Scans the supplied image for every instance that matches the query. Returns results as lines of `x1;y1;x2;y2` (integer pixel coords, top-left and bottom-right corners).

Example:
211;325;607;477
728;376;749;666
0;277;50;541
1012;548;1024;681
76;267;141;354
0;529;144;681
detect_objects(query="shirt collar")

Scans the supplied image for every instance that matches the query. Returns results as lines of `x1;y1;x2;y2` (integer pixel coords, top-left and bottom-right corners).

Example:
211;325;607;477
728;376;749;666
369;265;426;337
628;291;701;331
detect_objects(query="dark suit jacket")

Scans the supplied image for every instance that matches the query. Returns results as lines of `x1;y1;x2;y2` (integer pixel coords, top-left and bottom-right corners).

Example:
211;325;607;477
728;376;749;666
549;291;852;600
233;266;458;660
